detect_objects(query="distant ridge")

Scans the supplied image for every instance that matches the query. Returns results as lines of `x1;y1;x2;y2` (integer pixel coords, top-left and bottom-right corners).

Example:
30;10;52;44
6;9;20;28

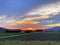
44;26;60;32
0;27;6;30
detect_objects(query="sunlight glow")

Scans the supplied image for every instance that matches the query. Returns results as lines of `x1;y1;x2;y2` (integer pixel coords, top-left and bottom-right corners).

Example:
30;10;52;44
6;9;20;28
45;23;60;27
28;28;33;30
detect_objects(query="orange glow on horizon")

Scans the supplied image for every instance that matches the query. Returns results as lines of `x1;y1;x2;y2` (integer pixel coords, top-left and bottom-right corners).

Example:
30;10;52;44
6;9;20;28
20;27;47;30
4;26;18;29
20;27;34;30
28;28;33;30
3;26;47;30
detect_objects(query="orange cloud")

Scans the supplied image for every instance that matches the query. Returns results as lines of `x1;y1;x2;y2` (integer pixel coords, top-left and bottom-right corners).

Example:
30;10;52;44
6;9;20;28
17;15;49;25
17;18;39;24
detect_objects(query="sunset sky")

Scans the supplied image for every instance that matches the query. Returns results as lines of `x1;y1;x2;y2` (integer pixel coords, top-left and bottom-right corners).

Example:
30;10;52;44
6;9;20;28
0;0;60;30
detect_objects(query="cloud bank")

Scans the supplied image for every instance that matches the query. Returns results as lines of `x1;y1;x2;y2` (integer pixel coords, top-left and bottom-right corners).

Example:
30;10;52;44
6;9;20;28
0;1;60;29
17;1;60;27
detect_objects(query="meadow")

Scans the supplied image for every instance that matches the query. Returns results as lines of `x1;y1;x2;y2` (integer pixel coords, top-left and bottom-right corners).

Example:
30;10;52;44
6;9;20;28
0;32;60;45
0;40;60;45
0;33;22;37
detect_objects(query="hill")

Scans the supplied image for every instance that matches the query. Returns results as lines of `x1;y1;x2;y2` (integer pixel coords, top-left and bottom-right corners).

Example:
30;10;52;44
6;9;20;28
44;26;60;32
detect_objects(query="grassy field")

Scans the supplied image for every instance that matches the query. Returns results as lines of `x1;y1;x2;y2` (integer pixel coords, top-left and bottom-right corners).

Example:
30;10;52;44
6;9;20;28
34;32;60;34
0;33;26;37
0;40;60;45
0;32;60;37
0;32;60;45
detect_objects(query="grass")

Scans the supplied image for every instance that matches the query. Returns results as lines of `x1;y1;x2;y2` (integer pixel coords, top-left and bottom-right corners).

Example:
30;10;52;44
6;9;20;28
0;40;60;45
0;32;60;45
0;33;27;37
33;32;60;34
0;32;60;37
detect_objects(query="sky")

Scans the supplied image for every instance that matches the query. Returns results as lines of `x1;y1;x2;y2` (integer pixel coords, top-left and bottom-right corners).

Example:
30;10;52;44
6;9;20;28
0;0;60;30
